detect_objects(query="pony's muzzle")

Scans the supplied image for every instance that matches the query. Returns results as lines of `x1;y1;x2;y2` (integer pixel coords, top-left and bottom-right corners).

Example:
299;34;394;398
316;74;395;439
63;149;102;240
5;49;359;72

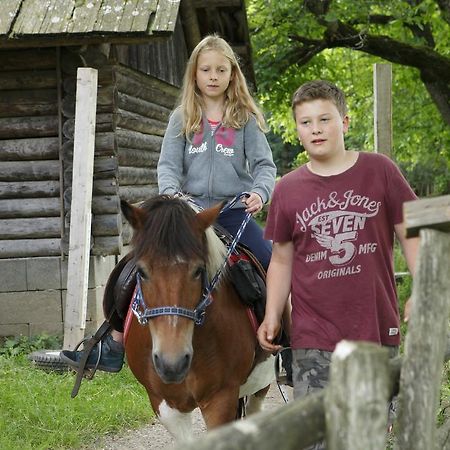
153;351;192;384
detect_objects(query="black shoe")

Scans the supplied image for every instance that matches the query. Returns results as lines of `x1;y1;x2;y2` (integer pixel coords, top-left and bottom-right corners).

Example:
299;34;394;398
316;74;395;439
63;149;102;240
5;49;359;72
60;334;124;373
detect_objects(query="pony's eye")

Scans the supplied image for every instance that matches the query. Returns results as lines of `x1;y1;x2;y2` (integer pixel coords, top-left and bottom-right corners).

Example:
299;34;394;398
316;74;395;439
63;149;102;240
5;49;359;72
193;266;205;280
137;267;148;280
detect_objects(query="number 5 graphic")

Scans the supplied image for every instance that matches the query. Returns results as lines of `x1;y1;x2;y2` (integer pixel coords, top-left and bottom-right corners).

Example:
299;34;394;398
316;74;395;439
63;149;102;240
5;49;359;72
329;231;357;265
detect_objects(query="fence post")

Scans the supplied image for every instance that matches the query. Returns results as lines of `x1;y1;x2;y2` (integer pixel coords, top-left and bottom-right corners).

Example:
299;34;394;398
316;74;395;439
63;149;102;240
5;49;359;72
63;68;98;350
395;227;450;450
326;341;393;450
373;63;392;156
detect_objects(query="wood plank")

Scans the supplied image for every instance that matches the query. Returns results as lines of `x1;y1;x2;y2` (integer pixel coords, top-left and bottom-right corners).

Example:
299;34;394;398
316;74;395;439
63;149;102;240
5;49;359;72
0;161;60;181
68;0;102;33
396;229;450;449
0;48;56;70
373;63;392;156
117;108;167;136
40;0;73;34
118;184;158;203
119;166;157;185
12;0;48;35
128;0;158;32
117;92;171;122
64;67;98;348
0;89;58;118
0;0;22;36
0;180;60;199
0;238;61;258
0;115;58;138
118;147;160;166
404;195;450;238
0;137;59;161
0;217;61;238
151;0;180;33
0;69;57;90
116;128;163;151
0;197;60;218
115;65;179;108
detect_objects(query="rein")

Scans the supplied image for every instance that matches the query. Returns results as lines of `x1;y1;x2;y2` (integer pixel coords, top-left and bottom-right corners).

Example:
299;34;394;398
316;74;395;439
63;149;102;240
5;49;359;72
131;193;251;326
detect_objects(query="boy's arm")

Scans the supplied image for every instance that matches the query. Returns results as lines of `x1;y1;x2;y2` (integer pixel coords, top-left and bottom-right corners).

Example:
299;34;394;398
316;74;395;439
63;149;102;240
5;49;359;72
394;221;420;321
257;241;293;352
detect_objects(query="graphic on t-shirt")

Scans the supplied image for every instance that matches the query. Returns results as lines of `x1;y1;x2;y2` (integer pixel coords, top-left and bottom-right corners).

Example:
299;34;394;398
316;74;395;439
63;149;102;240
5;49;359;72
296;190;381;279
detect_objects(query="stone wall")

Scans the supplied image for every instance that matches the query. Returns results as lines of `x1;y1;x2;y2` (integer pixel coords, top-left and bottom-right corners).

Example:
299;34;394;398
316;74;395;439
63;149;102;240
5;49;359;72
0;255;117;337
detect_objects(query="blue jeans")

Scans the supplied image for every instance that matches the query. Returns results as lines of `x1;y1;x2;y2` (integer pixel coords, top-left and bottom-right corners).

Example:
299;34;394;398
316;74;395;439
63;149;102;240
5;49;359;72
217;208;272;271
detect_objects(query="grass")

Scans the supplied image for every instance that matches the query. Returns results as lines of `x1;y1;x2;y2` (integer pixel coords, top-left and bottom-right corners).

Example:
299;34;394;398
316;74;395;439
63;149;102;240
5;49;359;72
0;337;153;450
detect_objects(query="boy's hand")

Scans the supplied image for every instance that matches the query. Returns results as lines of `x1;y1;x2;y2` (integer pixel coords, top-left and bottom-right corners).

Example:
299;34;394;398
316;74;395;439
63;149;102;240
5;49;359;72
257;319;282;353
243;192;263;215
404;297;412;322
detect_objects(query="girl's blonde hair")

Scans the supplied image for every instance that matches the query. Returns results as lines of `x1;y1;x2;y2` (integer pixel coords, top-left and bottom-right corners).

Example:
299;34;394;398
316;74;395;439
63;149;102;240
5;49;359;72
178;34;267;136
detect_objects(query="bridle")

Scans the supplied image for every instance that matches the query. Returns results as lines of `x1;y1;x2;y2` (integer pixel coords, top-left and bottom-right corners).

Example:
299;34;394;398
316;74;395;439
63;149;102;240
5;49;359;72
131;193;251;326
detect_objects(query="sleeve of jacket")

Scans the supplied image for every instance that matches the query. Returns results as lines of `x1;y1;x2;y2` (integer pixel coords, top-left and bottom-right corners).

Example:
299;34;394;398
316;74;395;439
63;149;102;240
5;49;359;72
157;109;185;195
244;116;277;204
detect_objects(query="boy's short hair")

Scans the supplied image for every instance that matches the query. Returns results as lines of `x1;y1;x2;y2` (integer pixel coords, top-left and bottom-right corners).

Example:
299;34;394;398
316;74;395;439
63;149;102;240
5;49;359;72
292;80;348;118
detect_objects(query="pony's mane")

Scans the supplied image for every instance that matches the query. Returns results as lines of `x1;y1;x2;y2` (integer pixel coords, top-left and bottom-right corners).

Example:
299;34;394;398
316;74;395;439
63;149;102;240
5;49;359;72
132;195;227;280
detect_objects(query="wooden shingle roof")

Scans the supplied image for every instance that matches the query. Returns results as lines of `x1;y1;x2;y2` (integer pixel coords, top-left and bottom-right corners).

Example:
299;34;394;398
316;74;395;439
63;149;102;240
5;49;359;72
0;0;180;48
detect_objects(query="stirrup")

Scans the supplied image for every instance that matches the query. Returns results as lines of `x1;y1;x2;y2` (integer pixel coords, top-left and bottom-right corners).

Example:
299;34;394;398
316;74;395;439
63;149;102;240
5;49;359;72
70;320;111;398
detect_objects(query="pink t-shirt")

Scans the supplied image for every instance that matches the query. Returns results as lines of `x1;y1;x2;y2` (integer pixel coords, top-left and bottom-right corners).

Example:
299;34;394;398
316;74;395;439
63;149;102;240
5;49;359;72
265;152;417;351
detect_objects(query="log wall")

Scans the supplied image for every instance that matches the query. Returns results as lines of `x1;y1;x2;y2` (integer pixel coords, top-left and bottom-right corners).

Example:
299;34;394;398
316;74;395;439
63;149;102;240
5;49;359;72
0;47;62;258
0;42;180;259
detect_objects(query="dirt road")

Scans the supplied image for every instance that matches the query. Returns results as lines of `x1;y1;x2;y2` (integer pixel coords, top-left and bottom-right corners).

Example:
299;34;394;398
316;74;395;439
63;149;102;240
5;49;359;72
94;383;292;450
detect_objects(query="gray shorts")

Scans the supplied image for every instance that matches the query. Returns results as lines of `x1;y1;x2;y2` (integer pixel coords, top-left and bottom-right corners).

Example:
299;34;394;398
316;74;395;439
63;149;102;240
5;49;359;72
292;345;399;399
291;346;399;450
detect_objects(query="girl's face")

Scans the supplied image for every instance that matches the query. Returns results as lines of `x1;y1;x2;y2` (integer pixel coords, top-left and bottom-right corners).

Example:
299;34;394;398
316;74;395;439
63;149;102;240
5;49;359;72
195;49;232;101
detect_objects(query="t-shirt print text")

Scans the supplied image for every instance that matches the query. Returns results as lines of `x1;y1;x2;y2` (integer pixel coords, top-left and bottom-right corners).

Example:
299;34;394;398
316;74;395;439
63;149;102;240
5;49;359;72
297;190;382;279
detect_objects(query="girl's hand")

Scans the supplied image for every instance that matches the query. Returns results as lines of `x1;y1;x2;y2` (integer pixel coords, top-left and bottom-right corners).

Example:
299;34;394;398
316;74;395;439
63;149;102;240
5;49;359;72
243;192;263;215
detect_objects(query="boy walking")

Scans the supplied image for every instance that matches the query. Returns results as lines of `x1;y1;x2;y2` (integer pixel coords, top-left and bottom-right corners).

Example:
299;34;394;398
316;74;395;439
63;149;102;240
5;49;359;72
257;80;419;448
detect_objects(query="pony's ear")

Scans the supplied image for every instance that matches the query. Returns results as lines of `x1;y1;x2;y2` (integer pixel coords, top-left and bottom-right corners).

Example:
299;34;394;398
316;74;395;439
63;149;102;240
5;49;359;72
121;200;146;229
196;201;225;232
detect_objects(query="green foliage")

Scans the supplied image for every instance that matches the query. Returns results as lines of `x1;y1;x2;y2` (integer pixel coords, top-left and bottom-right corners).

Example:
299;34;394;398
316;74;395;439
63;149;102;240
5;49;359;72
248;0;450;196
0;334;61;358
0;336;153;449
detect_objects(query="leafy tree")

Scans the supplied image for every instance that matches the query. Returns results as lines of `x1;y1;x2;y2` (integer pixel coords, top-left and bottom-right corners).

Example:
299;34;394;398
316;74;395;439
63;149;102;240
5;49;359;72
248;0;450;195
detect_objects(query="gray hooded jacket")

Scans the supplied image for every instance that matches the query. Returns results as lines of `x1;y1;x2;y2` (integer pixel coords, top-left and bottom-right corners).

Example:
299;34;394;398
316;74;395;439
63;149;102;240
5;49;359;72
157;108;276;208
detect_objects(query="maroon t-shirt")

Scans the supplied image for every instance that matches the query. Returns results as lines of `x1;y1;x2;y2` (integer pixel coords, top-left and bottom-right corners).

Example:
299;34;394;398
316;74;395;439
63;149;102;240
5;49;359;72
265;152;417;351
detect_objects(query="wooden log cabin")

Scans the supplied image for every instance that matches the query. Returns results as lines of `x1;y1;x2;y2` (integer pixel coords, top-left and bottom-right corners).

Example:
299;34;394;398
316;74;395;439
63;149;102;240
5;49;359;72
0;0;255;337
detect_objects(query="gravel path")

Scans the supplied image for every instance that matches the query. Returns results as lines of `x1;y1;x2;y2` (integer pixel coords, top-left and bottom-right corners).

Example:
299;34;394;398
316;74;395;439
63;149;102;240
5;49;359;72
93;383;293;450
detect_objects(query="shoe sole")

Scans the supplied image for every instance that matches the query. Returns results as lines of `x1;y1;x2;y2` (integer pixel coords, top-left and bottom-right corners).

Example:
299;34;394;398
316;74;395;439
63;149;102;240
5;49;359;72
59;352;122;373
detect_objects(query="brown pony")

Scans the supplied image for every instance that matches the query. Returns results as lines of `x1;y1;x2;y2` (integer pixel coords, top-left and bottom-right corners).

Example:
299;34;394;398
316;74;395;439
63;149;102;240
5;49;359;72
121;195;274;440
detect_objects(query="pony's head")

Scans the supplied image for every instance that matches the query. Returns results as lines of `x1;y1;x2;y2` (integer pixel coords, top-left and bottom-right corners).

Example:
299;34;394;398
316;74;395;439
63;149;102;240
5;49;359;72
121;195;226;383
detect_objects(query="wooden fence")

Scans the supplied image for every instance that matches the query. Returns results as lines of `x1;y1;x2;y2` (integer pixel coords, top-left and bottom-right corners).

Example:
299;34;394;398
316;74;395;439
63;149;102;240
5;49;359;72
172;195;450;450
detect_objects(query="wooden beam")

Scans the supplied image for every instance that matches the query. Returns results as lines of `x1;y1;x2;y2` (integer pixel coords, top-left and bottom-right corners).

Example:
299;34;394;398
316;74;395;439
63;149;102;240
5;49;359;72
404;195;450;238
63;68;98;350
373;63;392;156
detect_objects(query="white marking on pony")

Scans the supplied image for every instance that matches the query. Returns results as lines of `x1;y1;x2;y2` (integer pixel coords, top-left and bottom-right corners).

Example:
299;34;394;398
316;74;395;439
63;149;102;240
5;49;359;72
167;315;179;328
333;340;357;360
158;400;194;441
245;393;266;415
239;355;275;398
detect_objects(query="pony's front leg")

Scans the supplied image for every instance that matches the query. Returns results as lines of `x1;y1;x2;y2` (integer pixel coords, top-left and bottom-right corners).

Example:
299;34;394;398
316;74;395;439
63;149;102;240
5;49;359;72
155;399;195;441
200;387;241;429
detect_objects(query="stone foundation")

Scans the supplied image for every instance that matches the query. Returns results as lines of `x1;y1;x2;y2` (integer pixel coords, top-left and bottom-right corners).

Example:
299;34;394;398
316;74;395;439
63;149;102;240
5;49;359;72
0;255;118;338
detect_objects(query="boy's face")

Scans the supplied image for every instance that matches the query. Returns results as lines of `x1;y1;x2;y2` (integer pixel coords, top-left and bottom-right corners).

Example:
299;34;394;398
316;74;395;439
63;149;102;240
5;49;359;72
294;99;349;161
